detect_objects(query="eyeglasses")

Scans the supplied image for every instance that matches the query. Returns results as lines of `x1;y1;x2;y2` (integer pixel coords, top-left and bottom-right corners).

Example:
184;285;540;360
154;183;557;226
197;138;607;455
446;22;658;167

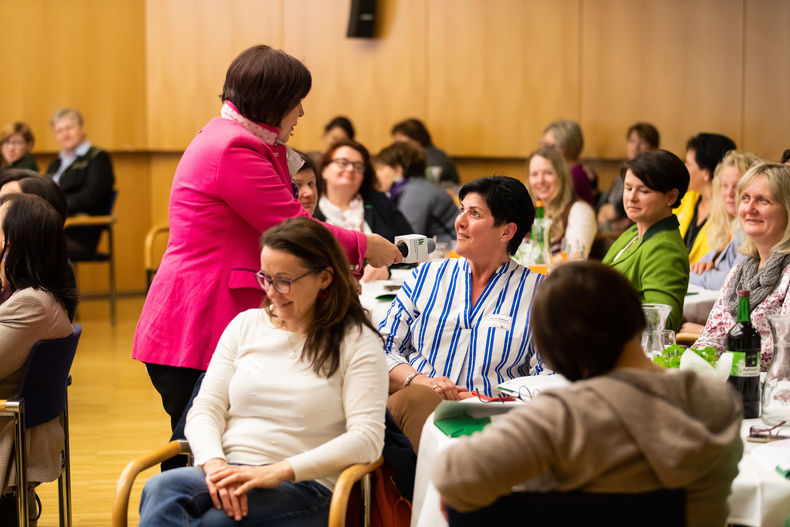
255;270;314;294
2;140;26;147
331;158;365;173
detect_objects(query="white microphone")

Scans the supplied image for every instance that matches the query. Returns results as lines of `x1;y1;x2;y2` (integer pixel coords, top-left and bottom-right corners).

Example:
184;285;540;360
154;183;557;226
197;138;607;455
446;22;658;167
395;235;437;264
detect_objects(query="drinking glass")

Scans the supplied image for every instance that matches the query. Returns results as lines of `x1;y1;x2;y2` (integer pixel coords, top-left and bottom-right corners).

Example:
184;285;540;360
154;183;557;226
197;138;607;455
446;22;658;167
662;330;676;349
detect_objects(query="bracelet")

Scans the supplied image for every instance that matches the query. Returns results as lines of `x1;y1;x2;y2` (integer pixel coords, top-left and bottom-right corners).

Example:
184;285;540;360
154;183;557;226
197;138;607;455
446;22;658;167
404;372;422;388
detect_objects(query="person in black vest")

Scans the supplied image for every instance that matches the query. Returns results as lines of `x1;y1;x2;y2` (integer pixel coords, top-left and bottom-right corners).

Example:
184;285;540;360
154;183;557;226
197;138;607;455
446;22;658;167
46;108;115;253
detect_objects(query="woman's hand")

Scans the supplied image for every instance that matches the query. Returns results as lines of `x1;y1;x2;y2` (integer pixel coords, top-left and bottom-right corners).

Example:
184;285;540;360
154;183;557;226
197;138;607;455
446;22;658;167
201;458;247;521
361;264;390;282
365;234;403;268
210;461;295;497
690;261;714;274
679;322;704;336
411;374;468;401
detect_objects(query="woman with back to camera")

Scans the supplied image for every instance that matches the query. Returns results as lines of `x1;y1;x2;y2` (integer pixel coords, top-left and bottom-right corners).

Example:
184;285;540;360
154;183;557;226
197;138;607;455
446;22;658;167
433;262;743;527
692;163;790;371
602;150;690;332
375;141;458;246
0;193;76;523
0;122;38;171
133;45;401;442
138;217;387;526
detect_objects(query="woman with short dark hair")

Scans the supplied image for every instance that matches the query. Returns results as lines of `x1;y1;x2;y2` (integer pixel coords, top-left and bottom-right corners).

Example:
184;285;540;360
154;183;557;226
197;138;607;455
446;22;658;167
433;262;743;527
134;45;402;442
601;150;690;331
0;193;76;522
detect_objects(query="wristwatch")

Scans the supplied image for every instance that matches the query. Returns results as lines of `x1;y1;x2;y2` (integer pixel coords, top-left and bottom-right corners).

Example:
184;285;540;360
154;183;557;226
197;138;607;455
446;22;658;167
404;372;422;388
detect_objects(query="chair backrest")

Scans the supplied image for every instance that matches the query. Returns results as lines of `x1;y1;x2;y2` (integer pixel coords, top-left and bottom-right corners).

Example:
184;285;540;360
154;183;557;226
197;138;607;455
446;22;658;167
104;189;118;216
18;324;82;428
447;488;686;527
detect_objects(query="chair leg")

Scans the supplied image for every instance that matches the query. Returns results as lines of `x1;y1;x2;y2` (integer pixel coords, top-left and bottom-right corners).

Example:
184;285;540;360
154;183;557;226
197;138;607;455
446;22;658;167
58;402;73;527
361;473;372;527
10;402;29;527
108;227;117;326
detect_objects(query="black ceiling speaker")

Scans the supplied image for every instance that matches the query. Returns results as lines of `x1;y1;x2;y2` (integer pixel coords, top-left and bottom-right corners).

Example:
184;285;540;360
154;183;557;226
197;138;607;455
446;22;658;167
347;0;377;38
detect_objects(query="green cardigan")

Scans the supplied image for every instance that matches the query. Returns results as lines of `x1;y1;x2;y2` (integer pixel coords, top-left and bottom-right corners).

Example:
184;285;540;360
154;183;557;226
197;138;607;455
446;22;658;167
602;215;690;331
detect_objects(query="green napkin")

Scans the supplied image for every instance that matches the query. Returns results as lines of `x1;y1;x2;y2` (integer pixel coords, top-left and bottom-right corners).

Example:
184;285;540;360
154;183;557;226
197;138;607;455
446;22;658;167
434;416;491;437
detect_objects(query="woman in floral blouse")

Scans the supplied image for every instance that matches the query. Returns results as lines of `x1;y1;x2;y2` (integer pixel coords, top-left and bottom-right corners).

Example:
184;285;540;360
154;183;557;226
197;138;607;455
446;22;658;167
692;162;790;370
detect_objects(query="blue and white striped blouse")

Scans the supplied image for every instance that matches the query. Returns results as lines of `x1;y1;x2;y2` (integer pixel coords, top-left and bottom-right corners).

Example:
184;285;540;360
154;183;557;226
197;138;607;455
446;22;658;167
379;257;544;396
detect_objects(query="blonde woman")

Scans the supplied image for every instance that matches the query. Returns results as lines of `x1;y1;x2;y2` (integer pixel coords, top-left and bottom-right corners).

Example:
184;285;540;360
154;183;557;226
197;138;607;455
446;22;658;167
689;151;762;290
523;147;596;260
540;119;597;205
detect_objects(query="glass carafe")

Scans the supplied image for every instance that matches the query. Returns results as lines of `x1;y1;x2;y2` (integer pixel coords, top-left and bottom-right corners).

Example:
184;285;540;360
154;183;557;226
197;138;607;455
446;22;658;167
641;304;672;359
763;316;790;425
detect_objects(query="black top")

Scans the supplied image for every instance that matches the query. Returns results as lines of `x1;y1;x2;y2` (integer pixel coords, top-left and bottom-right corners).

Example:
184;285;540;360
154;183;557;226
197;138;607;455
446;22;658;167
683;198;707;252
313;190;413;243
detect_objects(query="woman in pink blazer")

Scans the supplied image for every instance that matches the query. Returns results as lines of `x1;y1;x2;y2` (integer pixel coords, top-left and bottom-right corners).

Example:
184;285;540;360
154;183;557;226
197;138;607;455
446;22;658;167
133;45;401;438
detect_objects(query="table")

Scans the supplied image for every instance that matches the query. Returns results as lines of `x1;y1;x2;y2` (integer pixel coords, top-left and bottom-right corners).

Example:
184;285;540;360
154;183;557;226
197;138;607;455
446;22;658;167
412;412;790;527
683;284;721;324
358;268;412;326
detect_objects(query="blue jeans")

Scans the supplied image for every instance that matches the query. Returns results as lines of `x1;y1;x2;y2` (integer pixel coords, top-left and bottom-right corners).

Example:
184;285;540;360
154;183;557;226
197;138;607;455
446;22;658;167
139;467;331;526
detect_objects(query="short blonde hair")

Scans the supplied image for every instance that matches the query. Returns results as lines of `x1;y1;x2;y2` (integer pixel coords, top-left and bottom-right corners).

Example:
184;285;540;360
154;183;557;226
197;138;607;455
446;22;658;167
737;163;790;259
526;147;574;242
707;150;762;251
542;119;584;161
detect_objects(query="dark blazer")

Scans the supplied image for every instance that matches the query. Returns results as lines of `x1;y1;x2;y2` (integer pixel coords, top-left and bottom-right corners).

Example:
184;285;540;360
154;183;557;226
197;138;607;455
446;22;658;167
314;190;413;243
46;146;115;252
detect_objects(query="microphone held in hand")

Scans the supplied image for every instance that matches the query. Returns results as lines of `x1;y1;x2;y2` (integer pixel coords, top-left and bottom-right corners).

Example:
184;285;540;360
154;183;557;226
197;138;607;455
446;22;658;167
395;235;437;264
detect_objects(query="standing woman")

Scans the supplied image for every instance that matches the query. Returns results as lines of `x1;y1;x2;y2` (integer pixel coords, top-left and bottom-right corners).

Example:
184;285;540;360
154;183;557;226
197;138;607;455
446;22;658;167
133;45;401;436
522;147;596;260
602;150;690;332
0;194;76;521
0;123;38;171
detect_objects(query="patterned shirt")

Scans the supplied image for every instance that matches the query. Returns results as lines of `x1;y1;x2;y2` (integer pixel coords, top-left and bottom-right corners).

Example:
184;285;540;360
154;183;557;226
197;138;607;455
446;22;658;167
693;260;790;370
379;257;544;396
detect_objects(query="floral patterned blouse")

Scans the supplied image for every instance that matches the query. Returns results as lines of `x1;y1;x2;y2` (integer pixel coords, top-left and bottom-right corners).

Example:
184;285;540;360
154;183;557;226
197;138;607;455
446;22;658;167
693;259;790;371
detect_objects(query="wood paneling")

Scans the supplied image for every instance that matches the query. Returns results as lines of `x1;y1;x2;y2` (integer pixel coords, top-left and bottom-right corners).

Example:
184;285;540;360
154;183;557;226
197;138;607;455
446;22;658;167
742;0;790;161
426;0;580;157
0;0;146;151
145;0;283;150
580;0;744;157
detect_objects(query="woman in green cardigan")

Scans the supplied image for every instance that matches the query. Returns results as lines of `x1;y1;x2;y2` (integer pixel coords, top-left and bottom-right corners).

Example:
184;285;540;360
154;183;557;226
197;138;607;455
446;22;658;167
602;150;690;331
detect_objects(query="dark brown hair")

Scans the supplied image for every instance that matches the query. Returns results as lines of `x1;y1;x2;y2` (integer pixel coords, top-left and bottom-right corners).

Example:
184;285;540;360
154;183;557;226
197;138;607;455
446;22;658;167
0;169;67;225
260;217;379;377
531;261;646;381
376;141;427;179
319;139;376;196
221;45;312;127
625;150;689;208
626;122;660;149
391;118;432;147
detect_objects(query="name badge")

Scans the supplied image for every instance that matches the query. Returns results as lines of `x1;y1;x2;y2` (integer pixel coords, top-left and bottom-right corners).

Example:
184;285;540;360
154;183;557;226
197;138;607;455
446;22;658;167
484;314;512;331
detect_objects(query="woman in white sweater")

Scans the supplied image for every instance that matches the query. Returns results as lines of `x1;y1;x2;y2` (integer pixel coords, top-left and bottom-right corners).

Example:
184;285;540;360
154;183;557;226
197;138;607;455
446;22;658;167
524;147;596;260
139;217;387;526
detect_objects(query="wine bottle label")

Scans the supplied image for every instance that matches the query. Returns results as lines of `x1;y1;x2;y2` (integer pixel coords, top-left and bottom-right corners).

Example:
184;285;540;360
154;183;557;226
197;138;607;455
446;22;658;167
728;350;760;377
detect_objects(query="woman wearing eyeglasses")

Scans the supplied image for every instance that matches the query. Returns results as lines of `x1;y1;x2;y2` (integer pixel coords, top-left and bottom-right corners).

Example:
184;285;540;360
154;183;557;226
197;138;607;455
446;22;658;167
0;122;38;171
133;46;402;445
139;217;386;526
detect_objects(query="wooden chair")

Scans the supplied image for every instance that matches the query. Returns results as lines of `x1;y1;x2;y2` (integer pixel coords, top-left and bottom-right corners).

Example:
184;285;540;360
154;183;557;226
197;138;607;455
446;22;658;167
112;440;382;527
143;223;169;291
0;324;82;527
66;189;118;325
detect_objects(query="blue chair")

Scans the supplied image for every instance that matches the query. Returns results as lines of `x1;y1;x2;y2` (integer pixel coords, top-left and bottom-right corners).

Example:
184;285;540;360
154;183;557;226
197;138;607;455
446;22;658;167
0;324;82;527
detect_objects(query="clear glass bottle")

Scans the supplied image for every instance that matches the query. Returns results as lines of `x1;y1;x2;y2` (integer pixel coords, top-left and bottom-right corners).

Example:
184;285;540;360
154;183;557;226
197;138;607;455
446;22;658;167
529;201;552;275
763;315;790;425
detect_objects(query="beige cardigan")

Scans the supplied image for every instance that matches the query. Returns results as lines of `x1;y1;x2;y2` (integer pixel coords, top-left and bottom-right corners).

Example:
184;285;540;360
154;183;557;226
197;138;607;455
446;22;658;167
0;288;73;493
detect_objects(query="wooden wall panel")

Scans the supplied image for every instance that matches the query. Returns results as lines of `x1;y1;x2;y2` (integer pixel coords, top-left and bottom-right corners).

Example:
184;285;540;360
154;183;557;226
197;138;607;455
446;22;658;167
0;0;146;152
580;0;743;158
426;0;580;158
742;0;790;161
283;0;427;155
145;0;283;150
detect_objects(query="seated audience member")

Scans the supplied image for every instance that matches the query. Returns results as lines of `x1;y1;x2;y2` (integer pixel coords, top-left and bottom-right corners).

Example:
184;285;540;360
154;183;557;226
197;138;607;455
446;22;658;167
602;150;690;332
375;142;458;245
46;108;115;253
598;122;659;232
138;217;386;525
688;151;762;291
433;261;743;527
0;194;77;523
0;122;38;171
540;119;597;205
391;118;459;185
322;116;355;149
691;163;790;371
677;132;737;264
314;139;412;243
294;152;319;215
521;146;596;259
381;176;543;450
0;169;68;224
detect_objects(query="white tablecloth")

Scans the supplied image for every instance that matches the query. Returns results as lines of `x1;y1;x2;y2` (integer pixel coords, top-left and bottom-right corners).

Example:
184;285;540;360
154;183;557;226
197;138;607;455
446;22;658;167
358;268;412;326
683;284;721;324
412;413;790;527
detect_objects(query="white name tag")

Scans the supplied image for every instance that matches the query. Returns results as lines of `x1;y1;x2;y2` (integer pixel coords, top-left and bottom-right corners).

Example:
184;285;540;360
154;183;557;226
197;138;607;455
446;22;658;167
484;314;512;331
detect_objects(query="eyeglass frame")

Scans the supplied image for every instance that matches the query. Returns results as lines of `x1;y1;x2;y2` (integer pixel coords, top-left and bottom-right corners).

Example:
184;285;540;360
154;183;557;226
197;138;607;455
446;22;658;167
255;269;315;294
330;157;365;173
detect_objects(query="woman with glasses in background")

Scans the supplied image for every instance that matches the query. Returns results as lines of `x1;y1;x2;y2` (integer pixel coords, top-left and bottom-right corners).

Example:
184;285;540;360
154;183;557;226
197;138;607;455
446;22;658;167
0;123;38;171
139;217;387;526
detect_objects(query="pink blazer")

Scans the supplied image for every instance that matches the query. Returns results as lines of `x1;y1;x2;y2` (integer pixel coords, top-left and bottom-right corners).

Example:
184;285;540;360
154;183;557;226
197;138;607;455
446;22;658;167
133;117;366;370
